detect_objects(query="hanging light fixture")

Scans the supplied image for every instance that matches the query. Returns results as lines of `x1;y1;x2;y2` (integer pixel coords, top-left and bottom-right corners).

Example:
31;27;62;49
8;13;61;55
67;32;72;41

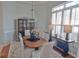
32;1;33;19
31;1;34;19
30;1;35;31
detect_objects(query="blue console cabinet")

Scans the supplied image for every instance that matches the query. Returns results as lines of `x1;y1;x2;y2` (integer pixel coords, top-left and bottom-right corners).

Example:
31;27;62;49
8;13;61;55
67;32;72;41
55;39;69;56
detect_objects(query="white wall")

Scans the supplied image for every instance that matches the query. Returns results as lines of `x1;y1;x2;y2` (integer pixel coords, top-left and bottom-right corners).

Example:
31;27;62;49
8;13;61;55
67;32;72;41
0;1;37;44
34;5;48;32
0;2;4;45
2;2;16;43
16;2;33;18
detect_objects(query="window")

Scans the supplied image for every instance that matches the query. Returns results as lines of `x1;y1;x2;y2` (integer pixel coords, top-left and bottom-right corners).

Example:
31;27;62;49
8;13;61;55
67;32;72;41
70;7;79;42
52;25;56;36
65;1;77;7
75;7;79;25
69;27;79;42
60;26;66;40
55;26;61;38
52;1;79;42
52;13;56;24
52;5;64;12
71;8;79;25
63;9;70;25
56;12;62;24
71;8;76;25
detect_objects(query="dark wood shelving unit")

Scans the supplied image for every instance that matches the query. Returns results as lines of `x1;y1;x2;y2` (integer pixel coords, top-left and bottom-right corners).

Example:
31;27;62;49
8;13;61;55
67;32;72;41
15;18;35;41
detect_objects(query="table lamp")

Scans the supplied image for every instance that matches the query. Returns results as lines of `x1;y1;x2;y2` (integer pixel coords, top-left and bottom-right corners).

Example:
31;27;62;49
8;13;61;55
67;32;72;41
64;25;72;40
49;23;53;42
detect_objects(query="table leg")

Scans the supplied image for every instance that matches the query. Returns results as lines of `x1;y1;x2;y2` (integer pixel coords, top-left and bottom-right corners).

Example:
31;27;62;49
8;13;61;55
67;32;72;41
35;47;39;50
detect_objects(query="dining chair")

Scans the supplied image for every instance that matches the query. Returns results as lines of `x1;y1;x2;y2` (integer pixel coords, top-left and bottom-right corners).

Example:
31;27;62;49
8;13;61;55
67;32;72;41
39;31;49;42
19;33;25;49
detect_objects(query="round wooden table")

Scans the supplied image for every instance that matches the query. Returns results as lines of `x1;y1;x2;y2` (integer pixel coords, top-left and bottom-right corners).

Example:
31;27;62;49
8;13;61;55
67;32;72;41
23;36;48;48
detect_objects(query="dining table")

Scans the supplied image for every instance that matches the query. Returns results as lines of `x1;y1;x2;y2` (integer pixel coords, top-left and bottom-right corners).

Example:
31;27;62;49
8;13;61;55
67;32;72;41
23;36;48;49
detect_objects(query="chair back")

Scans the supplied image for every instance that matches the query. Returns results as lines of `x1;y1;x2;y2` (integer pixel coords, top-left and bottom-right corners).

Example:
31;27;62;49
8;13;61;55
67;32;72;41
19;33;24;49
39;32;49;42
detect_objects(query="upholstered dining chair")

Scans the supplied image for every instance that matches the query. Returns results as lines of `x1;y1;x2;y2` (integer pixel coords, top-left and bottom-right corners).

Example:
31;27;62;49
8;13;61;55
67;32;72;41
19;32;38;58
19;33;25;49
39;31;49;42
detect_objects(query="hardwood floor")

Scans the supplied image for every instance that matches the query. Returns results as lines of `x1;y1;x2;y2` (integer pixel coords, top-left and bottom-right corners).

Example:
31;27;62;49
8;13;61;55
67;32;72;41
64;54;75;58
1;44;10;58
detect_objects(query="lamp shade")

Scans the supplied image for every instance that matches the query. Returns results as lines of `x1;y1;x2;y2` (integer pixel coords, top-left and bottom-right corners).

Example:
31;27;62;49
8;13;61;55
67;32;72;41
64;25;72;33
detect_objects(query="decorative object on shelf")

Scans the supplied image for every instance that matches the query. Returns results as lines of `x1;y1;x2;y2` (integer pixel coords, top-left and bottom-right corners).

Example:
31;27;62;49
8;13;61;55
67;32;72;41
64;25;72;40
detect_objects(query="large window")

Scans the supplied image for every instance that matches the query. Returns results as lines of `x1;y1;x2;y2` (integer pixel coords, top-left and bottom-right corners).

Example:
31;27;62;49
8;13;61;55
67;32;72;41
52;5;64;12
63;9;70;25
56;12;62;24
52;1;79;42
70;7;79;42
65;2;77;7
52;13;56;24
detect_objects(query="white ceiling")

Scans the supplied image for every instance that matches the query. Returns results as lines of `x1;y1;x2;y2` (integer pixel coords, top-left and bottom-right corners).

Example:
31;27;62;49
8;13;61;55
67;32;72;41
22;1;48;5
19;1;66;6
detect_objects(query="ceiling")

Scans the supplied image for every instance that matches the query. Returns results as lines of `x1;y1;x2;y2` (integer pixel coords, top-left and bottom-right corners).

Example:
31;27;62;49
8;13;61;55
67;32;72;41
19;1;66;6
22;1;48;5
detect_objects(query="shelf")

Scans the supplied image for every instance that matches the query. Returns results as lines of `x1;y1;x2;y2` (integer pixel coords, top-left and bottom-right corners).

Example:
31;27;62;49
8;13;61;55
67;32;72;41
17;18;35;33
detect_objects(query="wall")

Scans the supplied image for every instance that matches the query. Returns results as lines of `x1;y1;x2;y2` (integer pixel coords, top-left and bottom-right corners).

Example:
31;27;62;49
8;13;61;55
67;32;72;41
2;2;16;42
0;2;4;45
0;1;36;44
34;5;48;32
16;2;33;18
